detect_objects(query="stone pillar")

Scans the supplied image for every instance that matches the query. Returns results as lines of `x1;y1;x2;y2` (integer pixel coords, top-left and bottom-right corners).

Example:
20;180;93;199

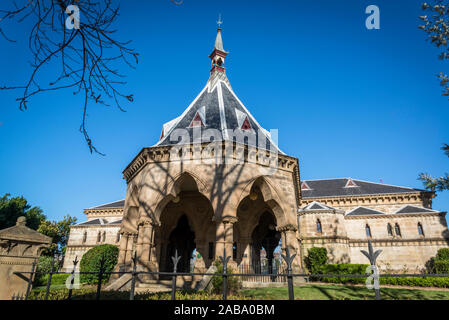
239;236;252;265
125;233;136;270
136;225;144;264
277;224;301;273
117;232;129;267
215;217;237;258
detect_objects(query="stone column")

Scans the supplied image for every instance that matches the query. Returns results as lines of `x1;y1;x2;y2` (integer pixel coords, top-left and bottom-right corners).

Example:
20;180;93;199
215;217;237;259
124;233;136;270
277;224;301;273
239;236;252;265
117;232;129;267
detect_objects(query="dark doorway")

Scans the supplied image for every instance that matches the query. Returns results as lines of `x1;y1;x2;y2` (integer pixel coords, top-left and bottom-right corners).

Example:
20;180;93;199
251;211;281;275
164;215;196;273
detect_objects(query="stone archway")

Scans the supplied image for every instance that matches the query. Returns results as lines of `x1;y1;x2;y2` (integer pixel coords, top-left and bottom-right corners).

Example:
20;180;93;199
154;173;216;276
251;211;281;274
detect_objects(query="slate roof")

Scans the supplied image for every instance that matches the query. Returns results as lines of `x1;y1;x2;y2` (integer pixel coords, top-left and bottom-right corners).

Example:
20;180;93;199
346;207;385;216
302;178;425;199
154;28;281;154
395;205;437;214
76;218;106;226
90;200;125;209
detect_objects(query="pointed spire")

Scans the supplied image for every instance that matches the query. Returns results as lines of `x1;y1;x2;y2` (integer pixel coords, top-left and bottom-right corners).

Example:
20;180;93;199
209;15;228;75
214;14;225;52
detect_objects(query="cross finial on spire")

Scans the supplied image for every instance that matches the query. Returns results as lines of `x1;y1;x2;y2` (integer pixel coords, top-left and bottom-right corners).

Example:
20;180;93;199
217;14;223;29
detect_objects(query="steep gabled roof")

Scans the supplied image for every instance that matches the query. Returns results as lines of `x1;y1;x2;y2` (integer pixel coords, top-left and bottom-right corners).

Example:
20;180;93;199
155;24;281;154
346;206;385;216
302;178;425;198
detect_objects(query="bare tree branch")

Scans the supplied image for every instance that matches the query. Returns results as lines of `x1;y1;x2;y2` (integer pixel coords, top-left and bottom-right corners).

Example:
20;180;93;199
0;0;141;155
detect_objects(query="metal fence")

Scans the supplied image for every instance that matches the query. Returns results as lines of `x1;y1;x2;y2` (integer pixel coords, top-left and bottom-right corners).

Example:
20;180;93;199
12;241;449;301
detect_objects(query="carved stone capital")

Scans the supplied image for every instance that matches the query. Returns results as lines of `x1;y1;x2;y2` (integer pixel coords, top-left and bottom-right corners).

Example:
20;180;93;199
221;216;238;224
276;224;297;232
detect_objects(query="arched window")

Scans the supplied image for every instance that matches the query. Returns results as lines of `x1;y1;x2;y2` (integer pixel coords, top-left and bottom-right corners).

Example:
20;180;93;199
418;223;424;236
316;219;322;233
365;224;372;238
116;232;121;243
97;231;101;243
387;223;393;237
102;231;106;242
82;231;87;243
395;223;401;237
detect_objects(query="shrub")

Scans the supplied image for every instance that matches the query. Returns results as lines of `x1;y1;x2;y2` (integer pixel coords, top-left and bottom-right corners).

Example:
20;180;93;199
436;248;449;261
305;247;328;274
80;244;119;284
36;256;60;275
316;264;369;285
211;260;241;295
434;260;449;274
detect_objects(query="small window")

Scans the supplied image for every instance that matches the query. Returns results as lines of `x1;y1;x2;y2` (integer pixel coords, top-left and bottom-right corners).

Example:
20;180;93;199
82;231;87;244
418;223;424;236
316;219;322;233
116;232;121;243
102;231;106;242
233;242;237;260
208;242;214;260
395;223;401;237
387;224;393;237
97;231;101;243
365;224;372;238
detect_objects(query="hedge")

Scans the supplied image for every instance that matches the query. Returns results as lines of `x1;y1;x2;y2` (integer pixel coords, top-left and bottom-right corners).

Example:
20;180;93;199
316;264;368;284
34;274;71;287
30;288;250;300
80;244;119;284
311;263;449;288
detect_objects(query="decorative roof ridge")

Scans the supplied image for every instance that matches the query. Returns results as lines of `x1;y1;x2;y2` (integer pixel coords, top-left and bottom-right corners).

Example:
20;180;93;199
220;80;284;155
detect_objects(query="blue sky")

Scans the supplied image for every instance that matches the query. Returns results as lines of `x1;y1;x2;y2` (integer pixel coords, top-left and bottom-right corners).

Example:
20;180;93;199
0;0;448;224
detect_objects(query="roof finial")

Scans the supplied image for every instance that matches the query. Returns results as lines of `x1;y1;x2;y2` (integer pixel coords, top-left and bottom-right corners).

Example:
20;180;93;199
217;14;223;30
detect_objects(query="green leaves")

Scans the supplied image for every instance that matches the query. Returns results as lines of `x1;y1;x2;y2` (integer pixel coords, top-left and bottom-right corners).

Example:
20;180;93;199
305;247;328;274
37;214;77;256
0;193;46;230
418;143;449;192
80;244;119;284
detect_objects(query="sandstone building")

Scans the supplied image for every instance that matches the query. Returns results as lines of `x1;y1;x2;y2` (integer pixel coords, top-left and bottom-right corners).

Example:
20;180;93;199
63;24;449;277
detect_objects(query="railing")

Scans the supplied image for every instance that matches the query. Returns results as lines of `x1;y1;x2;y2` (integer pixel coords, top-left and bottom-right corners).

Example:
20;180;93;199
11;242;449;301
238;262;287;283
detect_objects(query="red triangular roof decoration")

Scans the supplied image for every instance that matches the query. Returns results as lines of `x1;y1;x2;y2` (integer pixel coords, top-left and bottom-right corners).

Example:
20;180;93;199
345;178;358;188
241;116;252;131
301;181;311;191
189;112;205;128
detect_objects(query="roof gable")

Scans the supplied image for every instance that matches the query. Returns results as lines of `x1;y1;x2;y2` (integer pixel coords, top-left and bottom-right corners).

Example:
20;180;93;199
395;205;437;214
346;206;385;216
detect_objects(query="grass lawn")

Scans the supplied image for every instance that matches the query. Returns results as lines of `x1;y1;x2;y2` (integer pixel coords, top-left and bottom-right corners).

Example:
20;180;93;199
240;284;449;300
